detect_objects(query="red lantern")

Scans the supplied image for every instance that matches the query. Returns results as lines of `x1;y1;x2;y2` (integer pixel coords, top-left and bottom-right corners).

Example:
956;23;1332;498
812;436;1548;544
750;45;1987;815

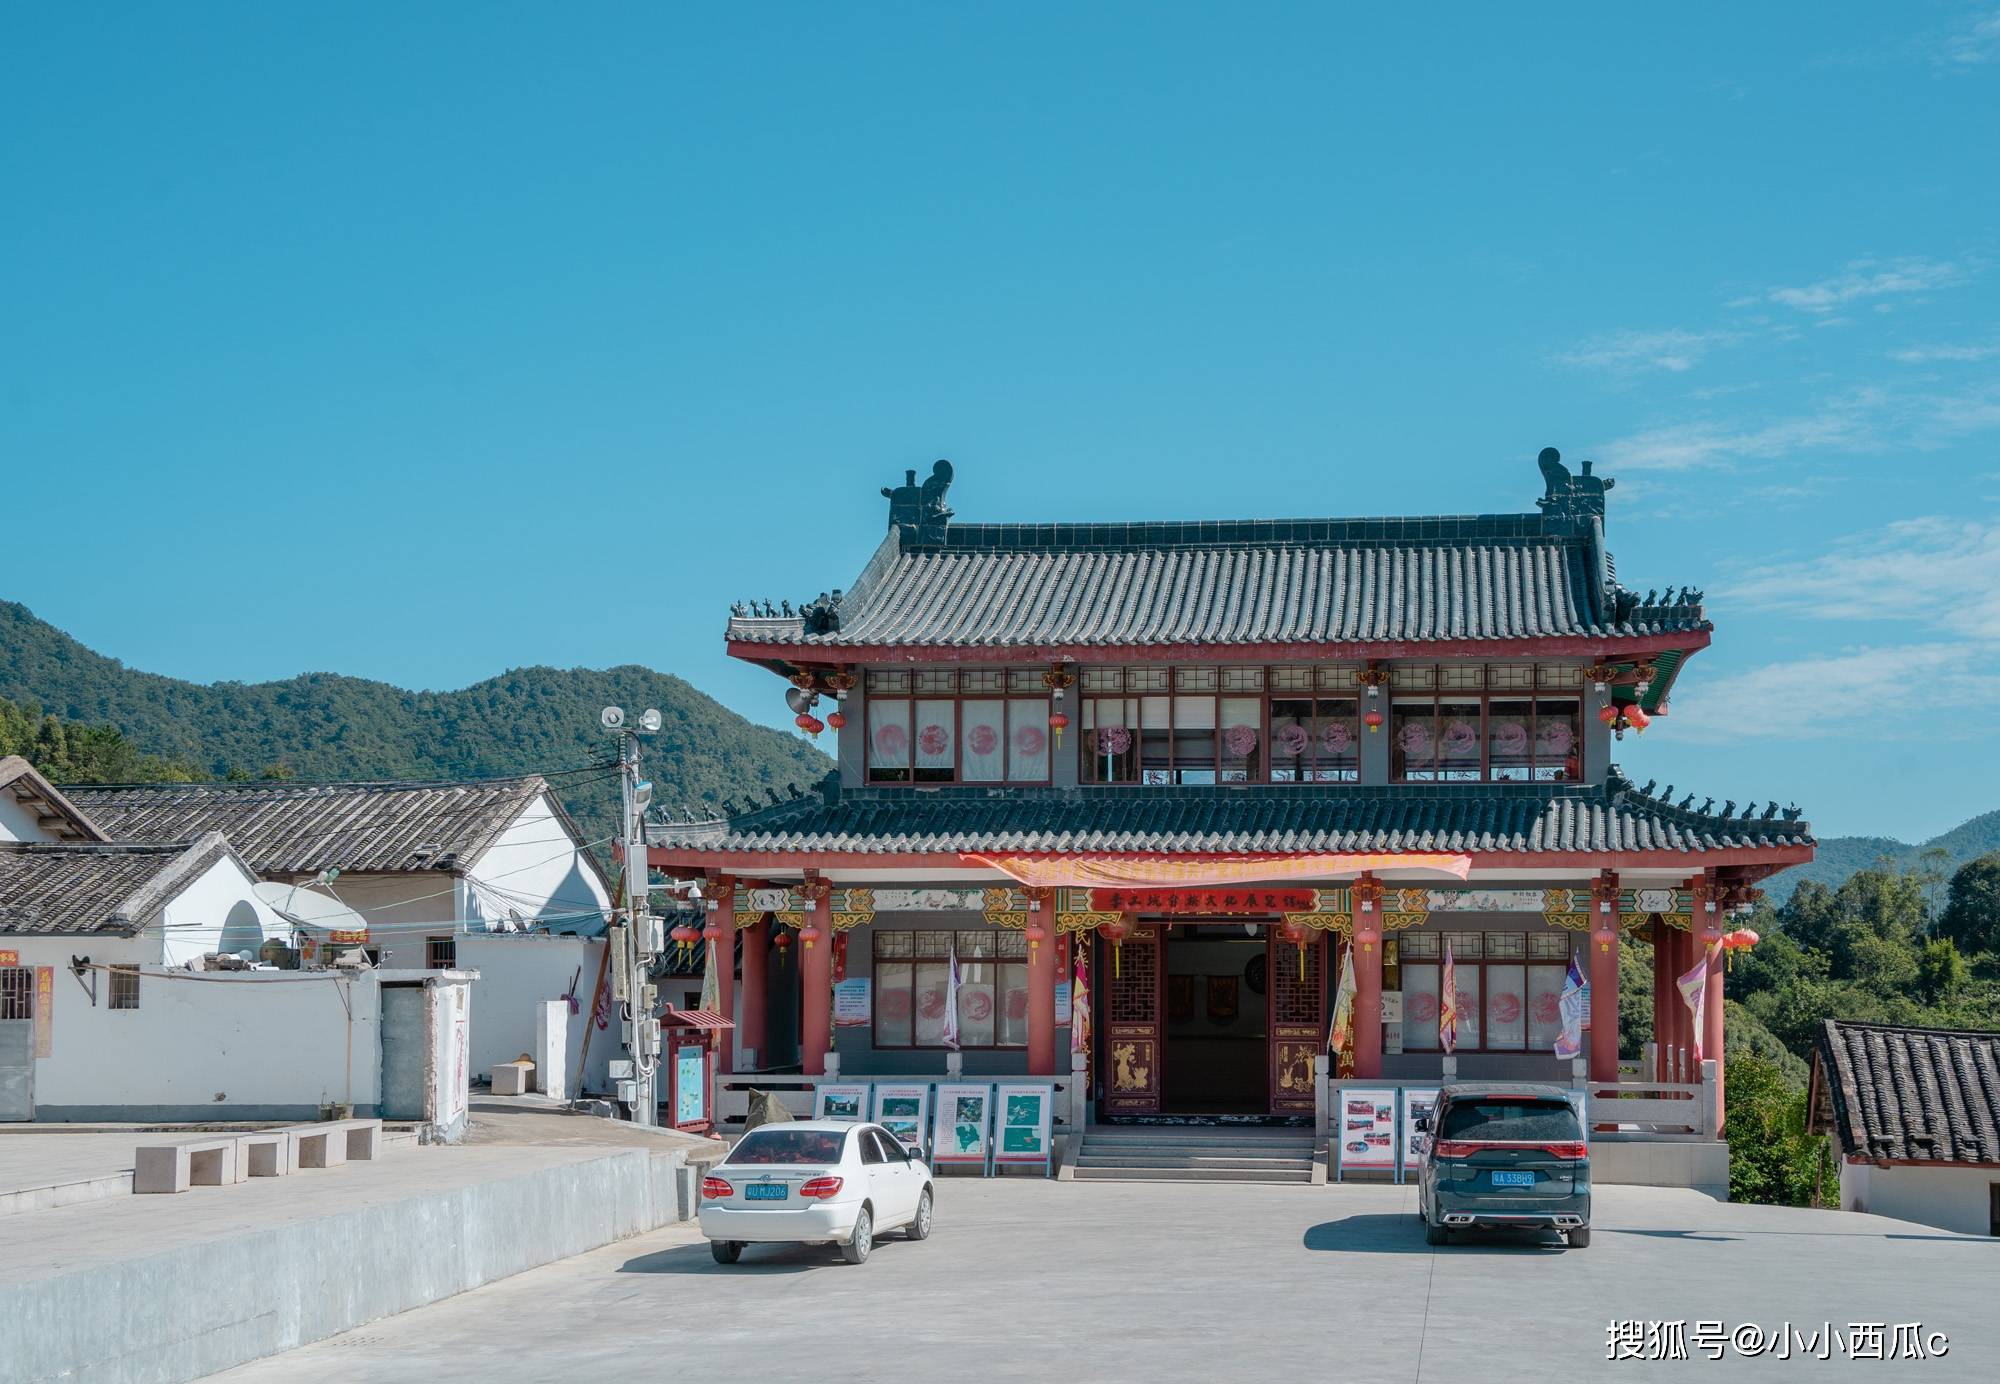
1024;921;1046;961
1598;704;1619;727
799;923;820;950
1624;705;1651;733
702;918;725;944
1363;709;1385;733
773;930;793;957
795;712;816;732
1098;916;1129;978
826;710;846;731
1278;919;1310;981
1049;710;1070;747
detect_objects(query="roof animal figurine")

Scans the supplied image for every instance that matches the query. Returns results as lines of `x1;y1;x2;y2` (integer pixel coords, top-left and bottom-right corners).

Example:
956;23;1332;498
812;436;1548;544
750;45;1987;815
881;459;955;545
1534;446;1615;521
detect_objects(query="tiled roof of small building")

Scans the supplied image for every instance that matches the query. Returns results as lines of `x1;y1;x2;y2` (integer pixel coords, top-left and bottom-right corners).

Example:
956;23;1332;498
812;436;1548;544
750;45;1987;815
649;771;1811;857
0;834;239;936
0;755;111;843
65;776;563;877
1812;1019;2000;1165
732;514;1709;651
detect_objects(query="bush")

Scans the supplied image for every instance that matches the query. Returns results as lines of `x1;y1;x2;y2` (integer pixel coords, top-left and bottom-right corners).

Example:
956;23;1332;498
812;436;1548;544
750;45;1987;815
1724;1054;1837;1207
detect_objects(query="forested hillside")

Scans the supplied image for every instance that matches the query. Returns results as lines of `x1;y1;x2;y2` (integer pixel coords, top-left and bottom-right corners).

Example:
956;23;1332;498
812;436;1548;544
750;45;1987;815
0;600;829;837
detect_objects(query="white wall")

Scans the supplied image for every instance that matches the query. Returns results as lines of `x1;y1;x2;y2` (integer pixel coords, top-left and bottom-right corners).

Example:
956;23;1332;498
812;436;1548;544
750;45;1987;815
1842;1160;1997;1237
455;934;613;1097
310;870;460;970
0;790;57;843
463;794;611;931
155;855;289;967
2;935;383;1120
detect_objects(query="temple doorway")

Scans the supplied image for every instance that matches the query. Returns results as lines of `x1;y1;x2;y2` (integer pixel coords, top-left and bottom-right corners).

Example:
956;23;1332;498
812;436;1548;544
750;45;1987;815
1162;926;1268;1114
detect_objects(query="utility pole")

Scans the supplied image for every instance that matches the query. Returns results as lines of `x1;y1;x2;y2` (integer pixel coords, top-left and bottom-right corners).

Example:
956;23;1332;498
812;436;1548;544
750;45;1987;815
603;705;662;1125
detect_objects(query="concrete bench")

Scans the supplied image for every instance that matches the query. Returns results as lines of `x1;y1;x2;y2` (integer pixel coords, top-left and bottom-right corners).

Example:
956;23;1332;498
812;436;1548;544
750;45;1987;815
134;1137;238;1194
287;1118;384;1171
235;1130;292;1179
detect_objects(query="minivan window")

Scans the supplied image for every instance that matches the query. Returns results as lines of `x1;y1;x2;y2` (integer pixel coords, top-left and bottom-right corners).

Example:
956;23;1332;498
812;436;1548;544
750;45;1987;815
1439;1098;1582;1142
725;1129;847;1165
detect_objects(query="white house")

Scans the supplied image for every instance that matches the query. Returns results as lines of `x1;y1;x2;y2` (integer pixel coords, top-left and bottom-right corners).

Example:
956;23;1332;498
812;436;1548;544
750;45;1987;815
1810;1018;2000;1238
0;831;303;1119
1;755;111;845
67;774;619;1095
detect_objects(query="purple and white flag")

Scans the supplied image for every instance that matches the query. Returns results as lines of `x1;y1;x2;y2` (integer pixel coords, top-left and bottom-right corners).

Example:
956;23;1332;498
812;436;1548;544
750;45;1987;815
942;933;962;1052
1553;955;1586;1059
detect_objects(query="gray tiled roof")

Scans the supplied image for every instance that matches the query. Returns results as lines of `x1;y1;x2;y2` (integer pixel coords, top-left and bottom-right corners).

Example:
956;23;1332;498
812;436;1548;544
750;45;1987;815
0;834;238;936
1813;1019;2000;1164
734;515;1708;650
65;777;560;877
0;755;111;843
649;772;1812;858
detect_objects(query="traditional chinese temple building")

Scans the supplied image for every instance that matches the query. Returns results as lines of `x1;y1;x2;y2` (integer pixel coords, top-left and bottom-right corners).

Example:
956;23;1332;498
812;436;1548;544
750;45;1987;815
649;450;1813;1137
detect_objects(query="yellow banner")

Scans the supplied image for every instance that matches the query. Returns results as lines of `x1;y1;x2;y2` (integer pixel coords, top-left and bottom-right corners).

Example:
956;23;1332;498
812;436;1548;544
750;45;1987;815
961;852;1470;889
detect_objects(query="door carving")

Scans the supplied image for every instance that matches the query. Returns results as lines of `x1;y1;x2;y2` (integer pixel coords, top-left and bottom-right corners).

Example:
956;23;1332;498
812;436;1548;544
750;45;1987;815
1268;931;1324;1115
1103;928;1163;1115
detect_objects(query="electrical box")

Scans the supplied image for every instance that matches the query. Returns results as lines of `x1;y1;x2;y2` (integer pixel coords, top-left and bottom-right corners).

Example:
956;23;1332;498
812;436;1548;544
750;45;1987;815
641;915;664;957
608;1059;635;1080
608;924;631;1004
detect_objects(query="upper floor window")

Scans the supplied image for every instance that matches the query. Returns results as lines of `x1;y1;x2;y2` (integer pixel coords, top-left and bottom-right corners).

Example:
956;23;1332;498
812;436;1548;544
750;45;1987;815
864;669;1050;784
1391;696;1581;782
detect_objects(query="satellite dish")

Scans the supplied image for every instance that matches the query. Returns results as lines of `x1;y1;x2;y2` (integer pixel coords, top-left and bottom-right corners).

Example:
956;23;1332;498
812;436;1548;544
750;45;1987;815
785;687;812;714
254;881;368;936
601;705;626;731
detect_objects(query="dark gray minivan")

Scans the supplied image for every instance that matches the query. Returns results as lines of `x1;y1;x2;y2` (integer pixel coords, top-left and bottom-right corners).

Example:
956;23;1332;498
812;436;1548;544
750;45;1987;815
1416;1083;1591;1247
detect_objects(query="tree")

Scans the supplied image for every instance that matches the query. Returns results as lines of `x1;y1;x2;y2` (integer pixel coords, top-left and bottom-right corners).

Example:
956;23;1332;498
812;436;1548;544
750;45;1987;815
1725;1053;1837;1207
1915;938;1968;1005
1937;853;2000;956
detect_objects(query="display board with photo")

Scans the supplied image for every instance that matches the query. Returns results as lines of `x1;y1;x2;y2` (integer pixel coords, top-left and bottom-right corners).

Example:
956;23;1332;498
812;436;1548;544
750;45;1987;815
1399;1088;1440;1180
932;1083;993;1166
1334;1086;1398;1177
993;1083;1054;1171
813;1083;870;1123
872;1083;932;1153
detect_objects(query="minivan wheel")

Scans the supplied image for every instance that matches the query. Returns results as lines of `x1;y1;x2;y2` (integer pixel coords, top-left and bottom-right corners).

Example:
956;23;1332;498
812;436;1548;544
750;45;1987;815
1566;1227;1592;1249
1425;1219;1449;1247
709;1240;742;1265
840;1208;873;1264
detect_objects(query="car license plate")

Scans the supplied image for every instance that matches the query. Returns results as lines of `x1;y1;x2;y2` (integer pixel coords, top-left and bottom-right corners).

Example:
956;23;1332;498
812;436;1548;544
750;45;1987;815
744;1182;788;1201
1490;1170;1536;1187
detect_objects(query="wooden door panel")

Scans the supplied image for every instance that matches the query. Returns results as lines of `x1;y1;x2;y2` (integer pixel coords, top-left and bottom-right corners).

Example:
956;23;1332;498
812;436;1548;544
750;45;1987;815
1269;932;1324;1114
1103;929;1163;1115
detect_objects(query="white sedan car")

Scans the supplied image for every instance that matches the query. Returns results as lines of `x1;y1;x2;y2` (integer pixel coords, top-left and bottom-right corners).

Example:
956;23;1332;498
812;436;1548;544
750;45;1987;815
700;1120;934;1265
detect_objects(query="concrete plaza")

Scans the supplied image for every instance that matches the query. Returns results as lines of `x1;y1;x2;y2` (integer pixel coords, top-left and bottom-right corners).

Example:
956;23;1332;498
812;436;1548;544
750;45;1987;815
211;1179;1998;1383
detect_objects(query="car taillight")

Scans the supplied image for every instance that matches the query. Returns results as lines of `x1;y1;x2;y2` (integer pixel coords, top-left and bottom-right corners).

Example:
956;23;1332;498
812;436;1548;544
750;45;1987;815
1432;1140;1478;1159
701;1176;733;1199
1543;1143;1588;1160
798;1176;844;1199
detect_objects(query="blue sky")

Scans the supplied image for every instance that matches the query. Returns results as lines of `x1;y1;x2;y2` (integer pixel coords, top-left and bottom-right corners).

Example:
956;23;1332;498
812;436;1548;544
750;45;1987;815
4;5;1997;840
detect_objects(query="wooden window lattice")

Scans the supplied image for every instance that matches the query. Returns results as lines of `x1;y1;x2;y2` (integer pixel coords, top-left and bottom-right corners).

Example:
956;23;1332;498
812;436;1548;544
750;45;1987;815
1104;936;1159;1024
1272;939;1324;1025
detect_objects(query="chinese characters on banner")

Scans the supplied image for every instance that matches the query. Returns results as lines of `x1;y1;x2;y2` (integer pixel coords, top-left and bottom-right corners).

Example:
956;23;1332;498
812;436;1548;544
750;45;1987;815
1086;888;1318;915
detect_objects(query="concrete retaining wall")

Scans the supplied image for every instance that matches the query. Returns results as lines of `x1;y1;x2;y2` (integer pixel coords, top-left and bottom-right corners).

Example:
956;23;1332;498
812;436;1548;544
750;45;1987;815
2;1147;693;1384
1592;1139;1730;1194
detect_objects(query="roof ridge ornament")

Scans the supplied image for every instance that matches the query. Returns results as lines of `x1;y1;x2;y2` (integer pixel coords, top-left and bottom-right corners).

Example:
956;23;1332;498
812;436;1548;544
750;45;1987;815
882;459;954;545
1534;446;1614;521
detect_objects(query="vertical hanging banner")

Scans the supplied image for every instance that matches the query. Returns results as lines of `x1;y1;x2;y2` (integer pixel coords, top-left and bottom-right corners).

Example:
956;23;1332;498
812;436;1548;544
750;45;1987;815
932;1084;994;1168
35;967;54;1057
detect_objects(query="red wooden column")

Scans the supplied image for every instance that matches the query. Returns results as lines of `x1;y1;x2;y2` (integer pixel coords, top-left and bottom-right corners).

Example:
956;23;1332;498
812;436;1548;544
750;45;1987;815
800;881;834;1075
1588;871;1621;1082
739;914;769;1069
1025;895;1059;1075
1651;918;1673;1081
706;876;736;1066
1352;876;1384;1078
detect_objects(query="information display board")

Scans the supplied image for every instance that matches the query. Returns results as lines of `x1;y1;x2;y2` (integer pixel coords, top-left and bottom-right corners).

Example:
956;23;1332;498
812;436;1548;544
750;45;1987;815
872;1083;931;1154
932;1084;994;1166
992;1084;1055;1173
674;1045;705;1127
813;1083;870;1123
1399;1087;1440;1181
1333;1087;1398;1178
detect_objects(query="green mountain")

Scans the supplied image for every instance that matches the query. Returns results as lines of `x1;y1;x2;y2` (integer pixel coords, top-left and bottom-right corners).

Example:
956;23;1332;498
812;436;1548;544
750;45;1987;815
0;599;830;840
1764;810;2000;903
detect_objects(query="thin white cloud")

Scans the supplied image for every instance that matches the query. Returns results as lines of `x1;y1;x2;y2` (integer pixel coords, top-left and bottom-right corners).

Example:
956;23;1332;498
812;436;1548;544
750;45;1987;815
1753;258;1968;314
1724;517;2000;640
1891;341;2000;363
1594;393;1879;471
1553;328;1739;376
1939;10;2000;65
1672;643;2000;743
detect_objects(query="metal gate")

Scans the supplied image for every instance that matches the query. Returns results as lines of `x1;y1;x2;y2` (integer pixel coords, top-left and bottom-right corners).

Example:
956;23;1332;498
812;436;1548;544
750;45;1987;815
0;966;34;1121
1267;931;1325;1115
1102;928;1164;1115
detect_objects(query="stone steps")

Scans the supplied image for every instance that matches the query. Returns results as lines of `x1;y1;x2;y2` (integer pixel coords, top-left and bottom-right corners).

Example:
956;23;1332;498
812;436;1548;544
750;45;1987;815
1072;1125;1317;1184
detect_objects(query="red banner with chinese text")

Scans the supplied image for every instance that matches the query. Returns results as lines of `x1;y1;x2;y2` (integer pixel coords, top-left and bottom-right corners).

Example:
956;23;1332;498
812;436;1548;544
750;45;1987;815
961;852;1471;890
1088;887;1318;915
